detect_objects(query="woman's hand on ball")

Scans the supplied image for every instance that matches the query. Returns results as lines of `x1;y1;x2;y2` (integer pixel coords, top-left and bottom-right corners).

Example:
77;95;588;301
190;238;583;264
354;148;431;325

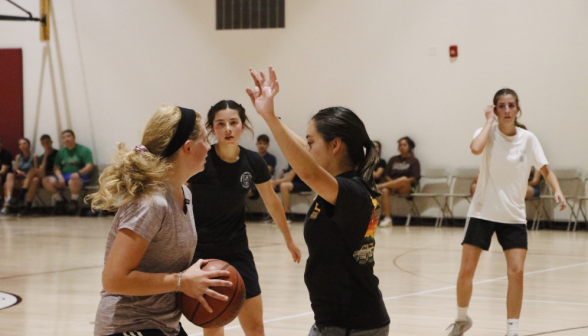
181;259;232;313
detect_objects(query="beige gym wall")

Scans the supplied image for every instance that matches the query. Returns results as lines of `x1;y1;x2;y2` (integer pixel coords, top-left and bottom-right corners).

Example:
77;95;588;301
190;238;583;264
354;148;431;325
1;0;587;217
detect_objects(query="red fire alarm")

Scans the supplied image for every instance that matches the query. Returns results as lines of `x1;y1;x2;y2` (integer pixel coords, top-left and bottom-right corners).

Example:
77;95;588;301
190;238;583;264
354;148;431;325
449;45;458;57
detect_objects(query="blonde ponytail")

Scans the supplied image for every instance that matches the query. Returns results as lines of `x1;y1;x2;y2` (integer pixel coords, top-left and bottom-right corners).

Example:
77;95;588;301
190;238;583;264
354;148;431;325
87;105;202;211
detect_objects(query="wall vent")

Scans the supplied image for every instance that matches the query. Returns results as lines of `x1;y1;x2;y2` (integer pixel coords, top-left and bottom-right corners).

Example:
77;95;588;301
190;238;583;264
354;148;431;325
216;0;285;30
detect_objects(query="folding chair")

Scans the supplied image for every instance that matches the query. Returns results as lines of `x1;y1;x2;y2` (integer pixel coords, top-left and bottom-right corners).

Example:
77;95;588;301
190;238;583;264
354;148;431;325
526;179;546;230
442;168;478;225
535;168;582;231
33;192;50;215
392;194;418;226
407;168;450;227
297;191;317;204
569;176;588;231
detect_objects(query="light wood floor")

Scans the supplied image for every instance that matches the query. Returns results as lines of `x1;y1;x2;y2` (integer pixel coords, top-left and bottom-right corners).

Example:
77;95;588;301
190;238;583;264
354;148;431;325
1;215;587;336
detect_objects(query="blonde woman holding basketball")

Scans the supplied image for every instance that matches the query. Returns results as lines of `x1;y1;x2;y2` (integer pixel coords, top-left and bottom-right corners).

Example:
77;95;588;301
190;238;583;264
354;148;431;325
90;106;232;336
446;89;566;336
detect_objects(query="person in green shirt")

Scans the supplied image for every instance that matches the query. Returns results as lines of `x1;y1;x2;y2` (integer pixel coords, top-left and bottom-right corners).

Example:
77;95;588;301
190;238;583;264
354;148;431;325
42;129;94;215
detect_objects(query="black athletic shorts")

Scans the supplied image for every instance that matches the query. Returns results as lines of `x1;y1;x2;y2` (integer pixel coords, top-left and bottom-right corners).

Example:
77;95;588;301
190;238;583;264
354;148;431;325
462;217;528;251
107;323;187;336
192;248;261;299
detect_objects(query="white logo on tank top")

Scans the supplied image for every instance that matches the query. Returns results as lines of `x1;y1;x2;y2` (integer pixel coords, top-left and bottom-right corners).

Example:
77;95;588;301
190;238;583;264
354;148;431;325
241;172;253;188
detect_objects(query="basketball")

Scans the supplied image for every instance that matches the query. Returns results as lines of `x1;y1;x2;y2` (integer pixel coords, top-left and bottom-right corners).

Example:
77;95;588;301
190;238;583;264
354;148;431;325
177;259;246;328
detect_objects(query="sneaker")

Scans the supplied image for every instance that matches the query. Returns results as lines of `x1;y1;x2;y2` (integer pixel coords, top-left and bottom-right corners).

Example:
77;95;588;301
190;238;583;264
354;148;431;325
446;317;472;336
8;197;19;207
19;207;31;217
67;200;79;216
0;207;10;215
379;217;392;227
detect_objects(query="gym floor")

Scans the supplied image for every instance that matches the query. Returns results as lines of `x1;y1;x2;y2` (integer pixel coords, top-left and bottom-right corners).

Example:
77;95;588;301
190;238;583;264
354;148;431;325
1;216;587;336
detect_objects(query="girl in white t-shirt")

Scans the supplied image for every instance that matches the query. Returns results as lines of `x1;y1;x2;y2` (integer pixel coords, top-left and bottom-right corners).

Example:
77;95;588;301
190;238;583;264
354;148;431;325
446;89;567;336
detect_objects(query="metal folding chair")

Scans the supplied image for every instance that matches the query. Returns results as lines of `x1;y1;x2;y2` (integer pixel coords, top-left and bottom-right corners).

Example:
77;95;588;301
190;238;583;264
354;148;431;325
569;176;588;231
392;168;448;226
406;168;450;227
535;168;582;231
442;168;478;225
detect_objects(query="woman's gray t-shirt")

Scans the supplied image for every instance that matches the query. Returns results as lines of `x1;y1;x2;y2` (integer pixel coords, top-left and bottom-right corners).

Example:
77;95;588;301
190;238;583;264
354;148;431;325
94;185;197;336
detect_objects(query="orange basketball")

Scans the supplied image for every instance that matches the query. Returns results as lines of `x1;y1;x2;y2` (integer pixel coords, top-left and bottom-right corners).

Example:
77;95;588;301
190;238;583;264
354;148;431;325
177;259;246;328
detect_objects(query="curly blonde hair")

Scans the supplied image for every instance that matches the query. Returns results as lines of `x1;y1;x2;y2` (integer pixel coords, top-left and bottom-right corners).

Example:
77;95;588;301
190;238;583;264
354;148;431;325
87;105;202;211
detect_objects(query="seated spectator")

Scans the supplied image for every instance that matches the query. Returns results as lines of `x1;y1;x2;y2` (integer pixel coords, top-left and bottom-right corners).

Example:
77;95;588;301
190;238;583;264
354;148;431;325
35;134;59;179
247;134;277;199
42;130;94;215
0;137;14;211
377;136;421;227
18;134;58;215
372;141;386;184
1;138;40;216
271;164;311;223
257;134;277;174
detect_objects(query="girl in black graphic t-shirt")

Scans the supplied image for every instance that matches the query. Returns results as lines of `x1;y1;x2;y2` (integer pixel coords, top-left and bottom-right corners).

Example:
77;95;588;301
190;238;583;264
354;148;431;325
246;68;390;336
188;100;301;336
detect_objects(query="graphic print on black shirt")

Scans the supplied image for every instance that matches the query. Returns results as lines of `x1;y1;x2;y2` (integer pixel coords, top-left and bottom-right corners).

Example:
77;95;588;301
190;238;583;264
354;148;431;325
304;171;389;330
188;145;271;255
352;198;380;265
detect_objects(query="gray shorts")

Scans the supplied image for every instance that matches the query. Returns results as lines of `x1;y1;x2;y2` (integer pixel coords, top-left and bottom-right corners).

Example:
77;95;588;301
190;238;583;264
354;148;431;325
308;324;389;336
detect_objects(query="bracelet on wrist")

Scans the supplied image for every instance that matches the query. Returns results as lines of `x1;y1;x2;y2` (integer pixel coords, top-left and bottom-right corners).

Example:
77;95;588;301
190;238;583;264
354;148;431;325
176;272;182;292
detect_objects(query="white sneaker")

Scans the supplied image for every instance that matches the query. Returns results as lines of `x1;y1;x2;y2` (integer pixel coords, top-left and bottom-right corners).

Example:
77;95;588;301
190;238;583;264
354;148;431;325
379;217;392;227
446;316;472;336
269;217;291;224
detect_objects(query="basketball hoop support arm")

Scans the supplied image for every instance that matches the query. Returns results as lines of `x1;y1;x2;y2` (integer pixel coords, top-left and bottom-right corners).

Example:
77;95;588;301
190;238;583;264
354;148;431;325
0;0;46;25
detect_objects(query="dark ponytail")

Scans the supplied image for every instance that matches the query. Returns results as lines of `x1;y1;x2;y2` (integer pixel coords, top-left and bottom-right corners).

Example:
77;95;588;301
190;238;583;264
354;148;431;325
207;100;253;137
312;107;380;195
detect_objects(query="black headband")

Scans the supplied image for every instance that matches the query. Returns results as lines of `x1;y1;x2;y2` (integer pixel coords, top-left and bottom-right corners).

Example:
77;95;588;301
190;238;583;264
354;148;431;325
161;107;197;158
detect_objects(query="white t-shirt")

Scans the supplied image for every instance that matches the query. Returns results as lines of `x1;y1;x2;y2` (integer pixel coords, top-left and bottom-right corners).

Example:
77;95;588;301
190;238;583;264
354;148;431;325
467;125;548;224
